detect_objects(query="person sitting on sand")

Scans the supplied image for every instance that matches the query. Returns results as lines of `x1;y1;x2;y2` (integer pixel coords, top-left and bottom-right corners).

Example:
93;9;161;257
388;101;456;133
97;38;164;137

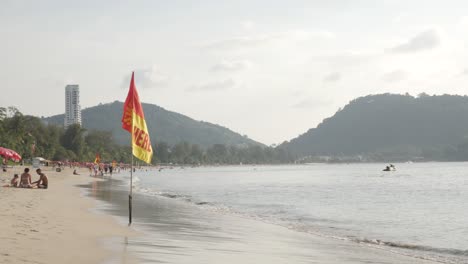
19;168;33;188
32;168;48;189
73;169;79;175
3;174;19;187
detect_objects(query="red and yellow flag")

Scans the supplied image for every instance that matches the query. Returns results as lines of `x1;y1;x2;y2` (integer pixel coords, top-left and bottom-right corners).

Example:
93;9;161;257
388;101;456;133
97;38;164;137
121;72;153;164
94;153;101;164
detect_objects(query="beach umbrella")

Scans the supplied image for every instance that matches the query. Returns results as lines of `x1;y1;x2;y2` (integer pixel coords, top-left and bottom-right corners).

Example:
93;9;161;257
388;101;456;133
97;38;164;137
0;147;22;162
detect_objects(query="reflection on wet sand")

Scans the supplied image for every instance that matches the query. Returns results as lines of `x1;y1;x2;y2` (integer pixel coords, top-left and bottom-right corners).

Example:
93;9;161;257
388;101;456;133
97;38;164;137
81;178;436;264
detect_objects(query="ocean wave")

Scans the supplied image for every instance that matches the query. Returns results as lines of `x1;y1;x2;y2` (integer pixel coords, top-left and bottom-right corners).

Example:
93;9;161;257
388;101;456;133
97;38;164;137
135;186;232;213
353;238;468;256
135;187;195;202
132;185;466;263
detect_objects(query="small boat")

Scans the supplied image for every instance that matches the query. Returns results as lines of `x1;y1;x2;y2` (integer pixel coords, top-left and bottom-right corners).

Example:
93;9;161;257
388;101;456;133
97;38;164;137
383;164;396;171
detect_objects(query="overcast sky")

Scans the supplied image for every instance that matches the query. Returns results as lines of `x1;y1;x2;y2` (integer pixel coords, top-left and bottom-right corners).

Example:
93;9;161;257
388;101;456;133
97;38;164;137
2;0;468;145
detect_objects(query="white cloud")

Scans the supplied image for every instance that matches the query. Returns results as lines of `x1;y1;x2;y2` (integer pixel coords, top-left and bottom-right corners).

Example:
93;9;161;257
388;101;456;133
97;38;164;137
323;72;341;82
292;97;333;109
241;20;255;30
122;66;169;89
187;78;235;92
212;59;252;72
457;69;468;77
203;29;335;50
389;29;441;53
382;70;408;83
308;52;376;69
392;15;404;24
460;16;468;27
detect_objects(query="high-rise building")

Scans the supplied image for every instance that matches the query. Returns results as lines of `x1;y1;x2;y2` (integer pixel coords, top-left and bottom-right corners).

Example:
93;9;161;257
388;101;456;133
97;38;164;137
64;84;82;128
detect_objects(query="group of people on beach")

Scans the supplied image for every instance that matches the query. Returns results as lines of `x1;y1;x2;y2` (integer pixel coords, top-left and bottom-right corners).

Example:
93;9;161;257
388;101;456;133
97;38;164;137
3;168;48;189
90;163;115;177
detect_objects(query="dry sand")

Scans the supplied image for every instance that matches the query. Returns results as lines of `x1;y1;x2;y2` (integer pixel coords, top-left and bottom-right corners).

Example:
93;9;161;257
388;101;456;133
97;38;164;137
0;166;138;264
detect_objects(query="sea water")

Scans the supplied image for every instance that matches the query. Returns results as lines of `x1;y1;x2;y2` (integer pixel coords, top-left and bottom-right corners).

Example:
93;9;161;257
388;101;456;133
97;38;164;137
100;163;468;263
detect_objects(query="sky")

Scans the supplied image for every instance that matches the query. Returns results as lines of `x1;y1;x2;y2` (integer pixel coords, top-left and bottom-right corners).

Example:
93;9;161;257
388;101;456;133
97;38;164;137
2;0;468;145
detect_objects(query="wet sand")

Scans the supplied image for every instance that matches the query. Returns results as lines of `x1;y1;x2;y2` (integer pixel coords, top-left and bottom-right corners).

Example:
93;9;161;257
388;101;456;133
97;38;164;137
87;177;439;264
0;166;137;264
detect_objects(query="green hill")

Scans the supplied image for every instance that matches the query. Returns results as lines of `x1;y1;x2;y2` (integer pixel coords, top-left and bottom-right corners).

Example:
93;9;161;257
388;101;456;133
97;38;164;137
43;101;262;148
280;93;468;161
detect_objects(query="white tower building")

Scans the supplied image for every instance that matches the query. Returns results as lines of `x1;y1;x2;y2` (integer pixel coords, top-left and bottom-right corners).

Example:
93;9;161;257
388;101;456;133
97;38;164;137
64;84;82;128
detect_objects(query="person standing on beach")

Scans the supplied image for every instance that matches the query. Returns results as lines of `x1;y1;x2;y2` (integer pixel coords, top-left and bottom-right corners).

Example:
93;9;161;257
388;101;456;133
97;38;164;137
2;158;6;172
32;169;48;189
19;168;33;188
93;164;99;176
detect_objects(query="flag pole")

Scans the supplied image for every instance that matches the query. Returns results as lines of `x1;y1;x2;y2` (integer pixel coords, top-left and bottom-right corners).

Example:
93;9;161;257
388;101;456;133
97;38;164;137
123;71;153;226
129;151;133;226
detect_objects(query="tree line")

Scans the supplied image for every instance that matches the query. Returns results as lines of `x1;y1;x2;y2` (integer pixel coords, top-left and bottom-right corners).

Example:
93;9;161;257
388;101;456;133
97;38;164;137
0;107;293;165
154;141;294;165
0;107;130;163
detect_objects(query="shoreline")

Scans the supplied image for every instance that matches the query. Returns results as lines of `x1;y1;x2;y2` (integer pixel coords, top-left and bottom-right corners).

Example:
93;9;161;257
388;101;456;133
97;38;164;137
1;164;453;264
86;171;439;264
0;166;138;264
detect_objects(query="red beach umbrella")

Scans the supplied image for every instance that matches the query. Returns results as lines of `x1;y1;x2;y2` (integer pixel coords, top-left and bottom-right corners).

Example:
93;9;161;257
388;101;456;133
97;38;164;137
0;147;22;162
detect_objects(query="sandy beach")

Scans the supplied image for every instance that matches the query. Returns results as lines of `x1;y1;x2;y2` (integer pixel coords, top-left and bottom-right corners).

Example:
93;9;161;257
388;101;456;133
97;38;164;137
0;166;137;264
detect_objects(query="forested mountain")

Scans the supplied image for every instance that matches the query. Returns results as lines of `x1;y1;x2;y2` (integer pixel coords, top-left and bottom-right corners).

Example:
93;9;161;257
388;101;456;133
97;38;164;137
43;101;261;148
280;94;468;161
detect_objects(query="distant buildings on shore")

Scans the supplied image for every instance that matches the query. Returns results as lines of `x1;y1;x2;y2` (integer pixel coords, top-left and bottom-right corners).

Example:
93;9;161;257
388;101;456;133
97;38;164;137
64;84;81;128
